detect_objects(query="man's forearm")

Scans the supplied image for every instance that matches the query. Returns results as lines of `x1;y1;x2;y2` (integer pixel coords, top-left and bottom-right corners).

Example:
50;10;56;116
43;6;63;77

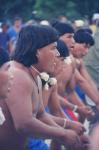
76;66;99;105
37;110;76;132
67;91;85;106
48;113;70;128
80;62;97;89
16;115;66;140
38;112;60;128
60;97;75;110
79;79;99;105
43;113;66;127
50;104;67;118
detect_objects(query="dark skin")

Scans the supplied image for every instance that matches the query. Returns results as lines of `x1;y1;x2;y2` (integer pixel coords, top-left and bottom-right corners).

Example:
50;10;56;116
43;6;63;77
0;42;82;150
71;42;99;108
48;56;92;150
54;57;93;119
43;84;85;135
41;64;90;150
0;62;70;150
40;54;85;134
58;32;96;116
75;58;99;108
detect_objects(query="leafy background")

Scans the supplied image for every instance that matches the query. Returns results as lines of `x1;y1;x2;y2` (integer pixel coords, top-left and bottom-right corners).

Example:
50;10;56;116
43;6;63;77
0;0;99;21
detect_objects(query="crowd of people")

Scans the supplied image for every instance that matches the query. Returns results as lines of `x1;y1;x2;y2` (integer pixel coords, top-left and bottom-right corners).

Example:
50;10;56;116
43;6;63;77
0;15;99;150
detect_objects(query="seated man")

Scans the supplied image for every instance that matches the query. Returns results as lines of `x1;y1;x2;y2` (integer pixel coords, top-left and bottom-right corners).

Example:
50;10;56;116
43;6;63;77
28;40;85;150
48;40;91;150
73;29;99;108
52;22;99;110
0;25;82;150
51;22;92;119
53;40;93;120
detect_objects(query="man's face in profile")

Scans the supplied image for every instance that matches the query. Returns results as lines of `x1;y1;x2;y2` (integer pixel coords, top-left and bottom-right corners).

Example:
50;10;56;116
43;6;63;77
36;42;59;74
60;33;75;51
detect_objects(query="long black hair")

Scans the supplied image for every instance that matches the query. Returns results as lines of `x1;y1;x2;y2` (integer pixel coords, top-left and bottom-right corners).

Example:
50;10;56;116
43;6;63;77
0;47;9;67
51;21;74;36
74;30;94;46
57;40;69;57
12;25;59;67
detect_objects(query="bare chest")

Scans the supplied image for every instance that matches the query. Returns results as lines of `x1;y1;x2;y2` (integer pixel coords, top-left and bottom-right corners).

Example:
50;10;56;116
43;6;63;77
42;87;52;108
31;76;43;116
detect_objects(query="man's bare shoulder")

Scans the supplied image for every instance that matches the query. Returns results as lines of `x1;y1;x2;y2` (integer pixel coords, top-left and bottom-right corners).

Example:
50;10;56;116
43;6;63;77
0;62;34;90
61;64;73;81
12;67;35;92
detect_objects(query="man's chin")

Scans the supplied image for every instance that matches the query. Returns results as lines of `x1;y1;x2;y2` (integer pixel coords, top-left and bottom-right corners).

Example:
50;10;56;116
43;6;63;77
70;46;74;51
49;68;55;75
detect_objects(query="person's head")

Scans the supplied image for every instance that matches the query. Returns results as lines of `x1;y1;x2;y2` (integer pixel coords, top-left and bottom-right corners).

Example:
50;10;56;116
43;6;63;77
57;40;69;59
72;30;94;58
0;47;9;67
52;21;75;50
76;28;93;35
1;22;9;32
13;17;22;32
83;28;93;35
12;25;59;74
53;40;69;75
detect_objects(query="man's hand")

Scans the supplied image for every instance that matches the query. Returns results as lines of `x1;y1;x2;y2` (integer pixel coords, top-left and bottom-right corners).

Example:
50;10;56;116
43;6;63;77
66;120;86;135
77;106;94;118
60;129;82;150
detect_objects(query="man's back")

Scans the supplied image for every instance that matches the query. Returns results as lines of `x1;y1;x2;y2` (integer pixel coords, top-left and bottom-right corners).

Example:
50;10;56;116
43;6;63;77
0;61;33;150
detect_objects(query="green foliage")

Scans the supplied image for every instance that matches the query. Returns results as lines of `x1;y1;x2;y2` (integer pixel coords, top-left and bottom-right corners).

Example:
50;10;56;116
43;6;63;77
0;0;36;21
0;0;99;21
72;0;99;18
34;0;68;20
34;0;99;20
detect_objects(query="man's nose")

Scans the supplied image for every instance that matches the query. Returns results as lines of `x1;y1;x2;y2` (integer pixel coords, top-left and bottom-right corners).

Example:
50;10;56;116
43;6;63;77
72;37;75;44
55;48;60;57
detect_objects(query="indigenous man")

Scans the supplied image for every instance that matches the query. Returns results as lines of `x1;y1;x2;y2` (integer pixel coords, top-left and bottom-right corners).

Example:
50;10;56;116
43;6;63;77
0;25;82;150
